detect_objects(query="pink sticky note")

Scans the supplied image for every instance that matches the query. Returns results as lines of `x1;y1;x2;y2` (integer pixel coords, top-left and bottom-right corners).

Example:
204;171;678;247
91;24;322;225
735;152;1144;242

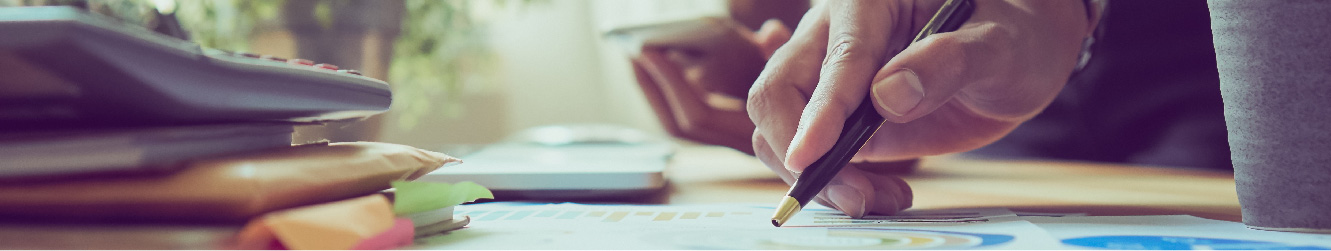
234;195;395;250
352;218;416;250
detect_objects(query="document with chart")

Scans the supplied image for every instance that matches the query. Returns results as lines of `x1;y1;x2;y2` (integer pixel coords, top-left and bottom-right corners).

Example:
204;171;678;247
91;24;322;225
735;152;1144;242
412;203;1063;249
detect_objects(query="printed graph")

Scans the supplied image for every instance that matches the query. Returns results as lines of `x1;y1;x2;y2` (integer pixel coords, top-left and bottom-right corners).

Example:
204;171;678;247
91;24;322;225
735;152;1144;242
660;228;1015;249
458;210;754;223
808;211;992;224
430;204;1048;249
1062;236;1331;250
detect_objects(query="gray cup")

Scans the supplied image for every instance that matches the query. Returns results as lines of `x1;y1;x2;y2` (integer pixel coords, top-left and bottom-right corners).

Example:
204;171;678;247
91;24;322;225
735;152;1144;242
1208;0;1331;233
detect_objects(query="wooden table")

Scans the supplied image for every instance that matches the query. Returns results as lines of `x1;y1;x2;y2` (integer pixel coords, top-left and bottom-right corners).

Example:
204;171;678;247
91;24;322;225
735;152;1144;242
664;145;1242;222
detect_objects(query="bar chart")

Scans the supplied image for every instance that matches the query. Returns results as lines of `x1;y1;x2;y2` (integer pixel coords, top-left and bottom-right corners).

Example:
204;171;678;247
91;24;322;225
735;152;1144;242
459;209;755;222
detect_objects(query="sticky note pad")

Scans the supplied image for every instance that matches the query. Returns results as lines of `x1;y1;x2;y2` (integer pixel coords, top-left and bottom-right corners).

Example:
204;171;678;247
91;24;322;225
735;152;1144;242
238;194;396;250
352;218;415;250
391;181;493;215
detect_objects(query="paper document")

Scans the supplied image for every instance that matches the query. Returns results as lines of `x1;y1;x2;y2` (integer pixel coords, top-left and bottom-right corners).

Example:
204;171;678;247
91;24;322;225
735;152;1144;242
1025;215;1331;250
414;203;1331;250
414;203;1062;249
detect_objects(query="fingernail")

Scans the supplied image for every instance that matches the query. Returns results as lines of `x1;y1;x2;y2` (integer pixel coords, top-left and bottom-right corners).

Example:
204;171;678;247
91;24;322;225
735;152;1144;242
871;69;924;117
827;185;866;218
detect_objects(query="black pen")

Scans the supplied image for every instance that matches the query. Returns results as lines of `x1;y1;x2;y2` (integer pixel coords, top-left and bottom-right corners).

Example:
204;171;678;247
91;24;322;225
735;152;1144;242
770;0;975;227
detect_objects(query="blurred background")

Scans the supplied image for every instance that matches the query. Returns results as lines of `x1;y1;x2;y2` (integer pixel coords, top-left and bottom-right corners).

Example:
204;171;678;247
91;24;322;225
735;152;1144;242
1;0;1234;170
2;0;741;150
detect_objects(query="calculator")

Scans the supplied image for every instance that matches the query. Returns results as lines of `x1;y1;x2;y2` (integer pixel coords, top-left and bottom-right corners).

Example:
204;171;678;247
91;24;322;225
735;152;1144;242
0;6;392;129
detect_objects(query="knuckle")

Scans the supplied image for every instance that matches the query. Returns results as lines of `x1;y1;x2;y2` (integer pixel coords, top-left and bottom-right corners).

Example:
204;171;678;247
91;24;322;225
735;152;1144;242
823;35;877;66
746;81;778;124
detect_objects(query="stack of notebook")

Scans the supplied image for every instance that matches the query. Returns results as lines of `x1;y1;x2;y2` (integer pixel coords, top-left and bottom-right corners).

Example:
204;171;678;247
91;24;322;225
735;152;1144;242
0;6;487;249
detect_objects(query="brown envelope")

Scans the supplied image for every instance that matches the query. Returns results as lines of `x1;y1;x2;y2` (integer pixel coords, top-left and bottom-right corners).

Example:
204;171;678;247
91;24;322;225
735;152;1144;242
0;142;457;223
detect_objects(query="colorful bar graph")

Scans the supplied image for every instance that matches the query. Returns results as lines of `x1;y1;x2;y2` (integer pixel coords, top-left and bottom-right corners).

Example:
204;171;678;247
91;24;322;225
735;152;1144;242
535;210;558;217
681;212;701;219
556;211;582;219
479;211;510;221
464;210;745;222
605;211;629;222
654;212;677;221
504;211;533;220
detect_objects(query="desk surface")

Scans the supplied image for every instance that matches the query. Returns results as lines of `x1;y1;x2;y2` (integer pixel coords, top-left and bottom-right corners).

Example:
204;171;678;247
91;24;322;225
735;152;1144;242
665;146;1241;222
0;145;1243;249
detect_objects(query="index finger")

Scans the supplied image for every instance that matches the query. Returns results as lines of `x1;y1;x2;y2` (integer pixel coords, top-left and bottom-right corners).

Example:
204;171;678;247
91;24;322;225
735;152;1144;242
785;0;907;171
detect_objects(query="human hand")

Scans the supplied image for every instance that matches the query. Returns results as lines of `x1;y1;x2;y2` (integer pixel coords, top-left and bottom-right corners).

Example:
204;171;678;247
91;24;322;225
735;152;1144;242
749;0;1094;217
629;19;791;154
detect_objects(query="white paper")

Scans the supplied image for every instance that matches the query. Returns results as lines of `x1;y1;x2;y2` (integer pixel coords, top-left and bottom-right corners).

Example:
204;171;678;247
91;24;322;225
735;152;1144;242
782;207;1018;227
413;203;1063;249
1025;215;1331;249
1010;210;1088;217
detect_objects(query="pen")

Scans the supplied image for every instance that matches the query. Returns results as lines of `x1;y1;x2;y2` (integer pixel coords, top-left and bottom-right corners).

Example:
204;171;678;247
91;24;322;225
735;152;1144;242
770;0;975;227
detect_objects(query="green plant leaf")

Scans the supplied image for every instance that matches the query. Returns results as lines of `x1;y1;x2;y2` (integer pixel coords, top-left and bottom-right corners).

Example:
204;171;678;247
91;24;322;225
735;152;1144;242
391;180;494;215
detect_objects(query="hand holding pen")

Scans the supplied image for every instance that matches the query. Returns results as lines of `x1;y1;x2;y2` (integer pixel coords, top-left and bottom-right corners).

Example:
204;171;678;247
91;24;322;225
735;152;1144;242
749;0;1097;224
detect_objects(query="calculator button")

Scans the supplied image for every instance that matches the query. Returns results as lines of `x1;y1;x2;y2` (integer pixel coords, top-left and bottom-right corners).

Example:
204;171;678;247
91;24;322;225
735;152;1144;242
287;59;314;66
239;52;260;58
261;56;287;62
339;69;362;76
313;63;339;70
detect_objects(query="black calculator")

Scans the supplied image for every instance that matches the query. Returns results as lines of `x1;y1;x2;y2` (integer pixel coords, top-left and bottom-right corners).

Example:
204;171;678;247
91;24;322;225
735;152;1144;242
0;6;392;129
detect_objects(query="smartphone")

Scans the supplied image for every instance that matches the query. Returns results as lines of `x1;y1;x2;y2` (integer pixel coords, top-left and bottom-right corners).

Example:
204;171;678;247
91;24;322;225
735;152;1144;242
604;17;767;99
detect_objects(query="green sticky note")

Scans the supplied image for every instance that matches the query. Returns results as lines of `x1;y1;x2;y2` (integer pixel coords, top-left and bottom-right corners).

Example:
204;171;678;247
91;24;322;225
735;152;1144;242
392;181;494;215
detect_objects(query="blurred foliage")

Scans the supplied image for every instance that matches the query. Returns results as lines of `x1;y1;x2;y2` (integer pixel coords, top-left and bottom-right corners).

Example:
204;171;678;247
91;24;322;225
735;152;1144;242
0;0;280;50
172;0;283;51
390;0;543;130
5;0;543;131
393;0;489;130
2;0;175;31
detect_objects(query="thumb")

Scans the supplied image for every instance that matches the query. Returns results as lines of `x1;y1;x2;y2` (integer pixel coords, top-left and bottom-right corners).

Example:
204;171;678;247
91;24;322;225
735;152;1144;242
753;19;793;58
869;26;994;124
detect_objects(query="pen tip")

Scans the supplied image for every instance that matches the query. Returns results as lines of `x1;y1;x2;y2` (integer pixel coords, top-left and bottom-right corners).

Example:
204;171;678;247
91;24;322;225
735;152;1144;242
770;196;801;227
